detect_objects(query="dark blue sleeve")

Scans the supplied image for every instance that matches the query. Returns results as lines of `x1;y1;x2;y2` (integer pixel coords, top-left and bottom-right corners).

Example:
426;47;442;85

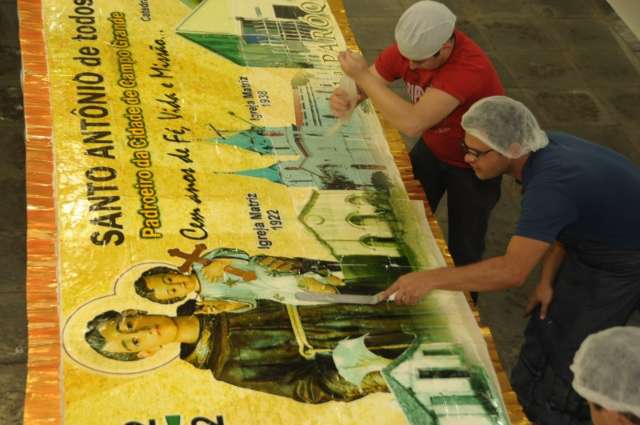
515;188;578;243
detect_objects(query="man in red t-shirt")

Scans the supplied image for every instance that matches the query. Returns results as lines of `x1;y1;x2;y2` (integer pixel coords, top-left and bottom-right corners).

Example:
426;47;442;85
331;1;504;300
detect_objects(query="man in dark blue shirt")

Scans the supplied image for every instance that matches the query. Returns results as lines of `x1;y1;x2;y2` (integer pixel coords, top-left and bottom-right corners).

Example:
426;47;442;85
380;96;640;425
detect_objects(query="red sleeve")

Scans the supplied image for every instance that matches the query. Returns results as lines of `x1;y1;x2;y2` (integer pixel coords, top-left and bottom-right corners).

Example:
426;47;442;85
431;64;485;104
374;44;403;82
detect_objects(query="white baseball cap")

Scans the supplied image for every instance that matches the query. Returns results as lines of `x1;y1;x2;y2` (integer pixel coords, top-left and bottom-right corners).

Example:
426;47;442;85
395;1;456;60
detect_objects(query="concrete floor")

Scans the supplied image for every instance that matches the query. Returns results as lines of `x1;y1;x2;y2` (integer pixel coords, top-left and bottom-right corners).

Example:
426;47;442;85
1;0;639;422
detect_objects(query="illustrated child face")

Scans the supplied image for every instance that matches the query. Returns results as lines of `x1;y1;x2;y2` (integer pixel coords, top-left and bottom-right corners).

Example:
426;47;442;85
98;311;178;358
145;271;198;301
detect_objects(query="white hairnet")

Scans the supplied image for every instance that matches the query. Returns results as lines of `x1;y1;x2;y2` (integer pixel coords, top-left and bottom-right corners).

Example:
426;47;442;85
461;96;548;158
395;1;456;60
571;326;640;417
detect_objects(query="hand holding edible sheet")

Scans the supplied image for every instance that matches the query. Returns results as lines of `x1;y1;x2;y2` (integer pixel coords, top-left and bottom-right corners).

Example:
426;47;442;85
338;50;369;80
329;88;355;119
378;271;435;305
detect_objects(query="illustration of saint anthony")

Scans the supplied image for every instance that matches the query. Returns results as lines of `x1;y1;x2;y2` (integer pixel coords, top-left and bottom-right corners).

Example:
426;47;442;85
84;299;443;403
134;248;346;312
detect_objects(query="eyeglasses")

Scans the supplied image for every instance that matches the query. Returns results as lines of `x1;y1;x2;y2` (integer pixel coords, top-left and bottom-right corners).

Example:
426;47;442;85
460;141;493;159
